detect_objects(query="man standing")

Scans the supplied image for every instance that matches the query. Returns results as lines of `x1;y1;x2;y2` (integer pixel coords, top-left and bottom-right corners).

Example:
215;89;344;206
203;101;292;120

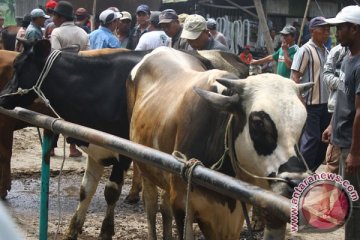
207;18;227;47
89;9;121;49
251;25;298;78
323;6;360;239
180;14;228;51
135;11;170;50
117;11;132;49
158;9;188;50
25;9;49;41
51;1;89;50
291;17;331;171
127;4;150;50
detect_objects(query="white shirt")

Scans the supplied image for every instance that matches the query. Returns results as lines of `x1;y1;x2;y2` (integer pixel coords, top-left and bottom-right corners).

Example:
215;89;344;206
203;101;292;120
50;21;90;50
135;30;171;51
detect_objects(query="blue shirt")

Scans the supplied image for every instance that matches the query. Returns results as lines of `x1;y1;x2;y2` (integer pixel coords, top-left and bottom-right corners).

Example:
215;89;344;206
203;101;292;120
25;22;43;42
89;26;120;49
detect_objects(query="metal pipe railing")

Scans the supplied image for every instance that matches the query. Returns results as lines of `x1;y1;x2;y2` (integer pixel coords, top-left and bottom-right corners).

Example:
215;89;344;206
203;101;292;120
0;107;291;222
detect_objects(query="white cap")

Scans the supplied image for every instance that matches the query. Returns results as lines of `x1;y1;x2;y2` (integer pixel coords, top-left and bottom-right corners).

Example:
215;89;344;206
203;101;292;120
181;14;207;40
99;9;121;24
325;5;360;25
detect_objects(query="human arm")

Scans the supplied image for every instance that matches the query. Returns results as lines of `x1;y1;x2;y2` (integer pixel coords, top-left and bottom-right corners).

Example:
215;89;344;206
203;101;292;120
323;46;341;91
250;54;273;65
50;29;62;50
346;94;360;174
282;41;292;69
290;47;308;83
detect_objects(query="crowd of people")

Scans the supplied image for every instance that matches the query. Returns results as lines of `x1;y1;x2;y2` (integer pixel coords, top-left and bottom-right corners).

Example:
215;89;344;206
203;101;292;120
6;1;360;238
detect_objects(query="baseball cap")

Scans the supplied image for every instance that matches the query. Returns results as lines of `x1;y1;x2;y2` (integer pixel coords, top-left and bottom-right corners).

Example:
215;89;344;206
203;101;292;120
207;18;217;30
45;0;57;10
279;25;297;35
136;4;150;15
325;5;360;25
309;16;328;29
150;11;161;25
159;9;178;24
30;8;50;19
99;9;121;24
120;11;132;21
181;14;207;40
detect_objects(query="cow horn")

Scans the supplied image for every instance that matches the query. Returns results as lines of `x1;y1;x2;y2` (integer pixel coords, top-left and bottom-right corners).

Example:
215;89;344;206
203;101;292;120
194;87;239;112
216;78;245;94
297;82;314;95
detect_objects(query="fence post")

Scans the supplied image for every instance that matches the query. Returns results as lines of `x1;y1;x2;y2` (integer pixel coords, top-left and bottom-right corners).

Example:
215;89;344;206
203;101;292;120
39;131;53;240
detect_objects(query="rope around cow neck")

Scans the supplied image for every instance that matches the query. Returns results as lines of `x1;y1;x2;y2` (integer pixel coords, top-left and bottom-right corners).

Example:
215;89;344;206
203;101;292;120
0;49;62;118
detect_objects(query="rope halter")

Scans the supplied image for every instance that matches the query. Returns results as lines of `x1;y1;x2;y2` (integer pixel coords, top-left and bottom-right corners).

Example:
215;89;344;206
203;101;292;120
0;50;62;118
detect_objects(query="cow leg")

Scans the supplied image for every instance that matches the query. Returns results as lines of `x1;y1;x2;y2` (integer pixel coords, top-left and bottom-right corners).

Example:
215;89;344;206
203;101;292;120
124;162;142;204
99;156;131;240
0;128;13;199
159;189;172;239
142;177;159;240
65;156;104;240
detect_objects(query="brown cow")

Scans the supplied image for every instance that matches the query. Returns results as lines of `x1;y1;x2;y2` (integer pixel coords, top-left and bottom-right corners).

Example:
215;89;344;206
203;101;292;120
127;47;312;239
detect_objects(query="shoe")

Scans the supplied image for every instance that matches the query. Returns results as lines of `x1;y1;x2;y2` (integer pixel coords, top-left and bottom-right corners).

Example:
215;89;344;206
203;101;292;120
69;148;82;158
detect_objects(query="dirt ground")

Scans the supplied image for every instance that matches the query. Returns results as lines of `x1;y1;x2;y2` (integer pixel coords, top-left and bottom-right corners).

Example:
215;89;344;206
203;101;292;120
2;127;345;239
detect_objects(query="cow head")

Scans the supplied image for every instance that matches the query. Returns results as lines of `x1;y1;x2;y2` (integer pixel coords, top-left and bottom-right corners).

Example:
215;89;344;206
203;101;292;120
195;73;313;198
0;40;51;109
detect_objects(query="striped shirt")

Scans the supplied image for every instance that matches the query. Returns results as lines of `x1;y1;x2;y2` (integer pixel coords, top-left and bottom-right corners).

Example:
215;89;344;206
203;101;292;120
291;39;329;105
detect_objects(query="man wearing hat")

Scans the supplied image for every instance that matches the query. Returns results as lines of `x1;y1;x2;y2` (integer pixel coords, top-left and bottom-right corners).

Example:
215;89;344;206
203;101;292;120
251;25;299;78
207;18;227;47
159;9;188;50
50;1;89;51
135;11;170;50
322;6;360;239
25;8;49;41
128;4;150;49
291;17;331;171
180;14;227;51
75;7;91;33
117;11;132;49
89;9;121;49
48;1;88;157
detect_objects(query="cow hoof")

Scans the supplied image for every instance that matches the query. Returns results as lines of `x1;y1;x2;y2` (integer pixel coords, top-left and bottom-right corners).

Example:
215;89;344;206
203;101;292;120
124;194;140;204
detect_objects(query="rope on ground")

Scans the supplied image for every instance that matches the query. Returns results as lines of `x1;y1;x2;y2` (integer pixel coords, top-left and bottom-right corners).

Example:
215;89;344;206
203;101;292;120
172;151;204;240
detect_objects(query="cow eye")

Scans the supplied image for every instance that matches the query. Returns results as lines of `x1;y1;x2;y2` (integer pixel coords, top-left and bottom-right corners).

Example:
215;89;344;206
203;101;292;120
248;111;278;156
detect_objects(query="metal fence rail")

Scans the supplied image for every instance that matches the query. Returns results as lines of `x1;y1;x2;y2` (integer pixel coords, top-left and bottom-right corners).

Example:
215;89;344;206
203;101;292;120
0;107;291;222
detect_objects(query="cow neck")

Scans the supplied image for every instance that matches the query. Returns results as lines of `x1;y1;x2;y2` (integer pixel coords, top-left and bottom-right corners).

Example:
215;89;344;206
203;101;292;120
225;114;289;183
32;50;62;118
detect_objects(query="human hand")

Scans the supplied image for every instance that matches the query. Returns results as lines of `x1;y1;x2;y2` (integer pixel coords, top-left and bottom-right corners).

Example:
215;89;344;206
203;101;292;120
322;125;332;144
281;40;289;51
345;153;360;175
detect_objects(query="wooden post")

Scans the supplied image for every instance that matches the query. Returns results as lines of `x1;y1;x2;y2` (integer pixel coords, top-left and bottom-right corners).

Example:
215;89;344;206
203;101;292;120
91;0;97;31
253;0;274;55
298;0;311;46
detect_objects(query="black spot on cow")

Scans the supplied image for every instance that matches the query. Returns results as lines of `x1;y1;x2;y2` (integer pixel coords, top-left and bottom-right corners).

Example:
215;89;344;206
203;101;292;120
80;186;86;202
101;157;118;166
249;111;278;156
278;154;307;174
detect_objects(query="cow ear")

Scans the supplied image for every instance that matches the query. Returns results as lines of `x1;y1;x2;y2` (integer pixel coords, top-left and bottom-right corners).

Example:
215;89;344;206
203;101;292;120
32;40;51;59
297;82;314;95
216;78;246;94
194;87;240;112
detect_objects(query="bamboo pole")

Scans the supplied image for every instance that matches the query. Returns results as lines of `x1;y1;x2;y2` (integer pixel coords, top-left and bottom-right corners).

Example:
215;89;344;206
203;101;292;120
298;0;311;46
91;0;97;31
253;0;274;54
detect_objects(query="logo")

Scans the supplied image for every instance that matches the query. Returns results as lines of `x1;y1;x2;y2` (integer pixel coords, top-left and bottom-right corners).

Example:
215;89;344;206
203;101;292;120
290;172;358;233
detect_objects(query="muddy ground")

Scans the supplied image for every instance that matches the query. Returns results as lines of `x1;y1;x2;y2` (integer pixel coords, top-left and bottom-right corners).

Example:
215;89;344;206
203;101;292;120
2;127;344;239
